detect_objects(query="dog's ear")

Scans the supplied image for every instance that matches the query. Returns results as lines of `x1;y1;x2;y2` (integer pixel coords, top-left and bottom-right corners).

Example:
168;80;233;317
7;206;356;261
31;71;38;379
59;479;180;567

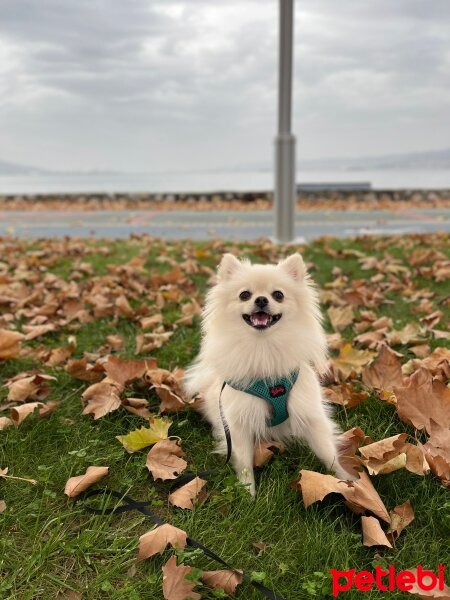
278;253;306;281
217;253;242;280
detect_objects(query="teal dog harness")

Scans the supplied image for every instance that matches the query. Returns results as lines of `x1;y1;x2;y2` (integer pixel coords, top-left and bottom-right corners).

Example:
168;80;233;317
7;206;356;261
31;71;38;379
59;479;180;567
225;370;299;427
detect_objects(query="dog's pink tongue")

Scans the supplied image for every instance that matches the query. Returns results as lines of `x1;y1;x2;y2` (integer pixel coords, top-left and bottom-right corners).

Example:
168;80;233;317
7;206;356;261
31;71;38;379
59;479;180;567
251;312;269;326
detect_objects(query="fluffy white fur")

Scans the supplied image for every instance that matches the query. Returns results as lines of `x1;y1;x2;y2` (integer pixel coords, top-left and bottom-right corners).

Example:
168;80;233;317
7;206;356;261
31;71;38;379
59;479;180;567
184;252;355;495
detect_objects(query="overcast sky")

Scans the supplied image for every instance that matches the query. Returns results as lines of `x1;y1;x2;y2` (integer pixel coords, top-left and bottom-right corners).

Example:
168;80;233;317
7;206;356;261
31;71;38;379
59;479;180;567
0;0;449;172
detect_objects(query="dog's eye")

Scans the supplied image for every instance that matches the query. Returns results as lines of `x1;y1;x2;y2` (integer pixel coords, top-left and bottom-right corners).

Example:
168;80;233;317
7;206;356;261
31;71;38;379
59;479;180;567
239;290;252;301
272;290;284;302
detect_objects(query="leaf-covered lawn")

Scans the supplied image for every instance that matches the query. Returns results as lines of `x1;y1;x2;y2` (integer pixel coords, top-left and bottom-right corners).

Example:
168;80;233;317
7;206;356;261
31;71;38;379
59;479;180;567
0;233;449;600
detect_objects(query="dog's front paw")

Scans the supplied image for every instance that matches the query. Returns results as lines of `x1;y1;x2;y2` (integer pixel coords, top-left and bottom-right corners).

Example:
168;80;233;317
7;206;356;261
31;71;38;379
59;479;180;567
239;467;256;498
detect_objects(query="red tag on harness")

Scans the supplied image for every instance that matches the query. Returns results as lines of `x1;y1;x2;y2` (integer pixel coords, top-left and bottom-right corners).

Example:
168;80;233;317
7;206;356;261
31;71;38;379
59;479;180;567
269;385;286;397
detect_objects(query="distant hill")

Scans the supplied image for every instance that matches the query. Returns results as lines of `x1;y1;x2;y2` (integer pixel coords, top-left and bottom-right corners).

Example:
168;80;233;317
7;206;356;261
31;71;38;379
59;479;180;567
0;160;51;176
298;148;450;171
0;148;449;176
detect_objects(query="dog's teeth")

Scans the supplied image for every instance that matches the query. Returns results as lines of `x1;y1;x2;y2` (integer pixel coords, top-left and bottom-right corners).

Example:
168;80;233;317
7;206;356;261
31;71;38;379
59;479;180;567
251;312;269;326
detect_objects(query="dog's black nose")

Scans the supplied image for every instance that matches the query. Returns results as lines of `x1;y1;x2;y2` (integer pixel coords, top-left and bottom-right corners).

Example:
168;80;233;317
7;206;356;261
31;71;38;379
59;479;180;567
255;296;268;309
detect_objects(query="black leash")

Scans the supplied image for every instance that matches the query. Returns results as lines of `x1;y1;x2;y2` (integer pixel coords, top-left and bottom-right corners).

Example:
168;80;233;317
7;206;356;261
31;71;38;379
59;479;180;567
78;488;286;600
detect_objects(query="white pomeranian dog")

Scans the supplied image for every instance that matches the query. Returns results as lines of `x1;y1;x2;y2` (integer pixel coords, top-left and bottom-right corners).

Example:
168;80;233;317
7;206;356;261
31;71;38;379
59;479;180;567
184;252;355;495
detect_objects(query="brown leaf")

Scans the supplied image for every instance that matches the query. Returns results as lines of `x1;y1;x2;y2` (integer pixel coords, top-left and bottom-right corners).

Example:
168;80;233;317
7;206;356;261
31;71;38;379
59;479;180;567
115;294;134;317
327;306;354;331
338;427;372;477
410;344;431;358
0;417;13;430
137;524;187;561
405;568;450;599
146;439;187;481
359;434;409;475
6;372;56;402
81;380;123;419
122;397;152;419
0;500;6;513
168;477;207;510
0;329;24;359
11;401;59;425
66;357;105;383
293;470;351;508
23;323;56;340
386;322;425;346
323;384;368;408
104;355;154;387
362;345;404;391
253;441;285;467
388;501;415;540
420;421;450;486
105;334;124;349
395;368;450;434
140;314;163;329
64;466;109;498
344;471;391;522
201;569;243;595
162;555;201;600
153;384;187;413
361;516;393;548
332;344;376;380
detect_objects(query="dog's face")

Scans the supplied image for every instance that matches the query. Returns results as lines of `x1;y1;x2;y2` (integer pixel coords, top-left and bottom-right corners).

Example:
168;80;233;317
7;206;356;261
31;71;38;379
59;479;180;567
206;253;309;335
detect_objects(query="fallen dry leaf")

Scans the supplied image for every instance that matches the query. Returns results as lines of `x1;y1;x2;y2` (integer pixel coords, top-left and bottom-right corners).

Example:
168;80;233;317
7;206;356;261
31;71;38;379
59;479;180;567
406;568;450;599
345;471;391;522
137;523;187;561
362;345;404;391
0;417;13;430
0;329;24;359
81;380;123;419
153;384;187;413
11;401;59;425
386;322;425;346
104;355;155;387
116;417;172;453
323;384;368;408
338;427;372;477
66;357;105;382
388;501;415;540
64;466;109;498
293;470;351;508
253;441;285;467
168;477;207;510
294;470;390;522
395;368;450;435
361;516;393;548
201;569;243;595
6;372;56;402
0;500;6;513
420;421;450;487
332;344;376;380
22;323;56;340
122;397;152;419
327;305;354;331
359;434;406;473
162;555;201;600
146;439;187;480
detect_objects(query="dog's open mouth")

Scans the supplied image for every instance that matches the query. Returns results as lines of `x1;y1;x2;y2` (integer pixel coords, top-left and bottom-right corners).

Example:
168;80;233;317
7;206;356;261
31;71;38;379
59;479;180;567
242;311;282;330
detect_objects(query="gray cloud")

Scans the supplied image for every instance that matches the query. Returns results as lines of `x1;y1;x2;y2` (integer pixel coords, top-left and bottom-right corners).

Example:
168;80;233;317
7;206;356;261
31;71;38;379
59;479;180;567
0;0;448;171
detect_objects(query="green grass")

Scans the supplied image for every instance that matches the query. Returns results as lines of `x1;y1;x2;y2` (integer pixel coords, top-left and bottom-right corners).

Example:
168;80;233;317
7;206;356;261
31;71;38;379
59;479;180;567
1;234;449;600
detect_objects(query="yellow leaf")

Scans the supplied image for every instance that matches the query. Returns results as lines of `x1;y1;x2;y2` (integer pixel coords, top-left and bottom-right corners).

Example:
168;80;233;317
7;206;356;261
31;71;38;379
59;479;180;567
116;417;172;453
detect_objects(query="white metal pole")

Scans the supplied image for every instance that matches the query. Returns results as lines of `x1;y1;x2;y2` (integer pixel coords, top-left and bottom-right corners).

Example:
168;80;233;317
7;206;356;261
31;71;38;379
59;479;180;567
274;0;296;243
